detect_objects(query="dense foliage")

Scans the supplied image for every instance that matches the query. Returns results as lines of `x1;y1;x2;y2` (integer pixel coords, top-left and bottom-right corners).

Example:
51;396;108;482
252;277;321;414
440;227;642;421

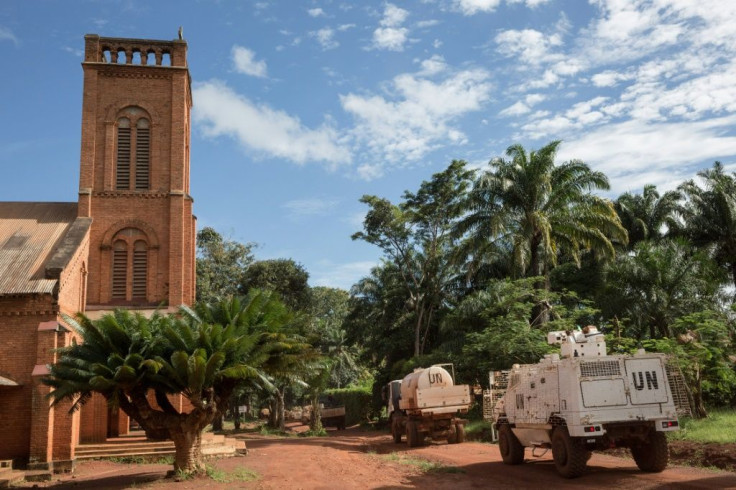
348;148;736;416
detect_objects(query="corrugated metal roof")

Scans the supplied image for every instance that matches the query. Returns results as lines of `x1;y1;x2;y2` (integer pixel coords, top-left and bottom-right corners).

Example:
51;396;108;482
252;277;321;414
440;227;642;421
0;202;78;295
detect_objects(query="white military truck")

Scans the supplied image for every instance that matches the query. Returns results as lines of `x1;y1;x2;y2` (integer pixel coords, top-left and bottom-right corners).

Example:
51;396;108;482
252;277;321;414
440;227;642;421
493;326;681;478
385;364;472;447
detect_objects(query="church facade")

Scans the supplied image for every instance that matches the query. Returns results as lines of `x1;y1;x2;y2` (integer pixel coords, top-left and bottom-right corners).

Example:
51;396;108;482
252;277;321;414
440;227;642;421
0;33;196;470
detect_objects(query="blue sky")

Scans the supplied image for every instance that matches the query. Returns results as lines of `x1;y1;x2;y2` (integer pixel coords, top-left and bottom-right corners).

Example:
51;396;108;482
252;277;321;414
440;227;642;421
1;0;735;290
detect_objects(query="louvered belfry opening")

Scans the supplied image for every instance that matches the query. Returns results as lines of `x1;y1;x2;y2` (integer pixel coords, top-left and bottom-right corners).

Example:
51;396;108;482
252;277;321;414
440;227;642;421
135;118;150;190
111;228;148;303
132;240;147;299
116;118;131;189
112;240;128;300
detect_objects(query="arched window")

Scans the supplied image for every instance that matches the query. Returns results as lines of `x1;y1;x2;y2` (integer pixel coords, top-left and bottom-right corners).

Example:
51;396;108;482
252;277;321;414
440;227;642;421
115;108;151;190
132;240;147;299
112;240;128;300
135;119;150;189
110;229;148;302
116;118;131;189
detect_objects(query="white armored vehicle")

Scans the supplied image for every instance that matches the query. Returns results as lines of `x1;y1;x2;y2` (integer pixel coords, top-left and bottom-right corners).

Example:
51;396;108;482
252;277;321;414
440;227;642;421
493;326;680;478
385;364;472;447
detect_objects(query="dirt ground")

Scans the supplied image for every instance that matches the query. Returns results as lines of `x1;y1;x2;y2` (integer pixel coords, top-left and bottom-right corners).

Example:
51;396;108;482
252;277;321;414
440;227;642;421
19;426;736;489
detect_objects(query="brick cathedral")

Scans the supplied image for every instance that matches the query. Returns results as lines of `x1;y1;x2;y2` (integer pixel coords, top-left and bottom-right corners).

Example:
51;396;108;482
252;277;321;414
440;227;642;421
0;33;196;470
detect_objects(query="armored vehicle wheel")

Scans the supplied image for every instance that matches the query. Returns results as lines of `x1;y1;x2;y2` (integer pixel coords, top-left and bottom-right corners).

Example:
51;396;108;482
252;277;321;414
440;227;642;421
391;416;402;443
498;424;524;465
456;423;466;443
551;427;589;478
631;431;668;472
406;420;420;448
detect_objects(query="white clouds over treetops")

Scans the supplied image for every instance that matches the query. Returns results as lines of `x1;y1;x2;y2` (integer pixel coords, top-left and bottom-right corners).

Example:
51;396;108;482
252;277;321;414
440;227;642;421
193;80;351;166
340;59;492;174
231;46;267;78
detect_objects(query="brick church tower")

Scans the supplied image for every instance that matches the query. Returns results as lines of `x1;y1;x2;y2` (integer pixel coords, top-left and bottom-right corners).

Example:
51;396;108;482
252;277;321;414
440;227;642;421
77;35;196;309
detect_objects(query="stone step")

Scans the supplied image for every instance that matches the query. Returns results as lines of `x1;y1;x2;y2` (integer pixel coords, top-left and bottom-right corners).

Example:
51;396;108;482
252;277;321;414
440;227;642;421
76;436;246;460
76;450;175;460
77;441;175;452
0;470;25;488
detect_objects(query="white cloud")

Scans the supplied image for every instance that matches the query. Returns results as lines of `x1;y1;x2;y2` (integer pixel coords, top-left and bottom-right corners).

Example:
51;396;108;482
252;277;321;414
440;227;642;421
372;27;408;51
337;23;356;31
495;28;564;66
231;46;267;78
499;93;545;118
341;62;492;172
282;198;339;217
507;0;550;6
372;4;410;51
311;260;378;289
0;27;18;45
307;7;325;17
558;116;736;194
193;80;351;166
417;19;440;28
63;46;84;57
381;4;409;27
454;0;501;15
499;101;530;117
591;70;632;87
311;27;339;50
417;54;447;76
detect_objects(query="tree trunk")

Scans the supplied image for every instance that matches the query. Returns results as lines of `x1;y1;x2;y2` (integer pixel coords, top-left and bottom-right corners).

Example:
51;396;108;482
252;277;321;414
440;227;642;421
212;413;223;432
171;429;204;474
414;304;425;357
310;393;323;432
275;389;286;431
268;399;278;428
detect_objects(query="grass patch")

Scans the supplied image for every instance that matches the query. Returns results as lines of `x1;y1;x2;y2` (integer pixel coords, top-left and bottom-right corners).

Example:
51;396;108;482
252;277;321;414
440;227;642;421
258;425;295;437
105;455;175;465
299;428;328;437
668;409;736;444
380;452;465;474
464;419;494;442
206;465;259;483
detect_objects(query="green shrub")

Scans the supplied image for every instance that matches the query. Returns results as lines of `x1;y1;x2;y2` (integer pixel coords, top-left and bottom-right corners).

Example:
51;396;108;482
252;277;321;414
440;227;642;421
324;386;373;426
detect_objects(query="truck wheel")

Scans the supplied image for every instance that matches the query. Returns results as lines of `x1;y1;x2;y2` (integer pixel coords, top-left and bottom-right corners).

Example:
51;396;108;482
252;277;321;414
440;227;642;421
406;421;420;448
631;432;668;472
498;424;524;465
456;423;466;443
448;423;458;444
391;417;402;443
551;427;589;478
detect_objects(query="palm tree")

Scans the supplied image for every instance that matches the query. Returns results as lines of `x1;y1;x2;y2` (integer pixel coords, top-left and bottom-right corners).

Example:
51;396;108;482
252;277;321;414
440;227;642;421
679;161;736;291
456;141;627;291
45;291;299;474
614;184;682;249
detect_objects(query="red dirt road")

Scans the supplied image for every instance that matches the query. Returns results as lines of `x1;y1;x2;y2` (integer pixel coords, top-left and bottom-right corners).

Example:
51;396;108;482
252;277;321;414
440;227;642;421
22;428;736;489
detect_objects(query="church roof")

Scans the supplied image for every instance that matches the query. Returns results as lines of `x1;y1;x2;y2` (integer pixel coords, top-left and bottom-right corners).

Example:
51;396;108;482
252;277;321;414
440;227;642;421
0;202;91;295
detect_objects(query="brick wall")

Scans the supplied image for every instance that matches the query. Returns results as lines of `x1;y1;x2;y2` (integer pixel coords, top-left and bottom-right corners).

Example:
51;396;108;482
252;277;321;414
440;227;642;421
0;295;57;462
79;37;195;310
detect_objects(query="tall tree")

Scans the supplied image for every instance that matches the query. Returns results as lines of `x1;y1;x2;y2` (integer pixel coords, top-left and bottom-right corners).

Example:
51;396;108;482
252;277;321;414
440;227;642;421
196;227;255;303
456;141;627;291
310;287;361;388
679;161;736;291
241;259;312;312
614;184;682;249
599;239;722;339
353;160;474;356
